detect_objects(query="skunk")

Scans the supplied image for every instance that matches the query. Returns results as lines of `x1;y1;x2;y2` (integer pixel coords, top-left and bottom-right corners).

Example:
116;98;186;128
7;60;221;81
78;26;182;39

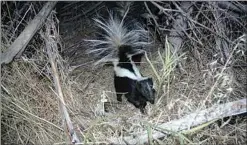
86;8;155;114
113;46;155;113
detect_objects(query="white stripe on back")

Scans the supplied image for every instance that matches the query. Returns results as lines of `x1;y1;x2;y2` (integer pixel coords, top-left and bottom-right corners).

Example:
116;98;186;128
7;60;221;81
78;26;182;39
113;60;144;80
114;66;139;80
129;58;142;78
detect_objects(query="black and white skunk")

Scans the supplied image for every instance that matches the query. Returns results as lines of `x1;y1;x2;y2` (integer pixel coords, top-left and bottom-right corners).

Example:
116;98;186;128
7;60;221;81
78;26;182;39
86;8;155;114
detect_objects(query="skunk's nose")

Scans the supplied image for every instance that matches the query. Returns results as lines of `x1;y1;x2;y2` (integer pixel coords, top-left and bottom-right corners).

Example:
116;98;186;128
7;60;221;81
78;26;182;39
150;100;155;104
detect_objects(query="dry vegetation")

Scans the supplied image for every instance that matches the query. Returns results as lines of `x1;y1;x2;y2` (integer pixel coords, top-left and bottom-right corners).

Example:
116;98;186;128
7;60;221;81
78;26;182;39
1;1;247;145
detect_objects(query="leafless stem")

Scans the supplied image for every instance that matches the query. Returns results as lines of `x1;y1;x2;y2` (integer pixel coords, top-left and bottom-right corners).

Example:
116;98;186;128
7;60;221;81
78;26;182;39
41;13;80;144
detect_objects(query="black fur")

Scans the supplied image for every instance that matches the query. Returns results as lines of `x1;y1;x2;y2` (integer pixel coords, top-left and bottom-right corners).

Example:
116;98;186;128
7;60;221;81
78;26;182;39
136;78;155;104
114;45;155;114
114;75;155;114
118;45;144;68
117;45;136;73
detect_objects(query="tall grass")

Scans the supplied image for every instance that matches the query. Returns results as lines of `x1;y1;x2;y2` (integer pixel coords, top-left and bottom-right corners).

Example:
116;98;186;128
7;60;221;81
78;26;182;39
145;36;185;105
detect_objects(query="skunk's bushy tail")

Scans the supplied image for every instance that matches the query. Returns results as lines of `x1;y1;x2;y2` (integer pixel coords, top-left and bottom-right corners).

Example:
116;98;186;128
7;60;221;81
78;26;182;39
85;9;150;64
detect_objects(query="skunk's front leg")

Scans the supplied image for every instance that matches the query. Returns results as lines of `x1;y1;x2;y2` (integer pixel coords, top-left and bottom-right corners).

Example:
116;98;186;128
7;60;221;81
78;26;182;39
139;100;147;114
116;93;122;102
114;76;123;102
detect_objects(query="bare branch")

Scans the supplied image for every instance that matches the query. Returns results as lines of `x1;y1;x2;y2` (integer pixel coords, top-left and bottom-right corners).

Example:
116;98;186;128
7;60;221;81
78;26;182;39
212;2;231;65
110;99;246;144
218;1;247;13
1;1;57;65
63;2;103;23
41;13;80;144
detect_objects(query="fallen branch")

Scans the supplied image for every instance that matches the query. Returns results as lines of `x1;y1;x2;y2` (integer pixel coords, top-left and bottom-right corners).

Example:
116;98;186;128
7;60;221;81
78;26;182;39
41;13;80;144
110;98;246;144
1;1;57;65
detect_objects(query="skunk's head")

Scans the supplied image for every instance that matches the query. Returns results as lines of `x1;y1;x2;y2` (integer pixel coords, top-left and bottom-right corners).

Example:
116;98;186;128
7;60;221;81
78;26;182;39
136;77;155;104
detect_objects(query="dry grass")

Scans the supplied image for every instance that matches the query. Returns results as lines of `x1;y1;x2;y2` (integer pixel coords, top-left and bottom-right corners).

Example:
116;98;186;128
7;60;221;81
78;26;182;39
1;1;247;145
